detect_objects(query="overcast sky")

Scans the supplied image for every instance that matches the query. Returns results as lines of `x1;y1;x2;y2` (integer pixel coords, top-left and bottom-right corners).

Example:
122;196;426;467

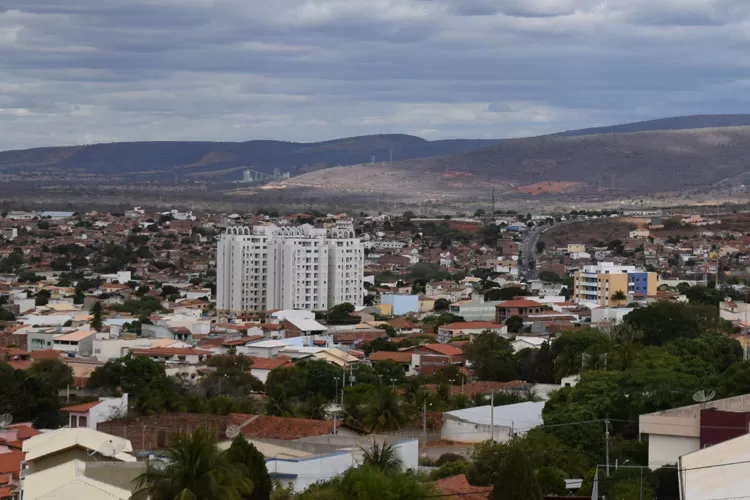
2;0;750;150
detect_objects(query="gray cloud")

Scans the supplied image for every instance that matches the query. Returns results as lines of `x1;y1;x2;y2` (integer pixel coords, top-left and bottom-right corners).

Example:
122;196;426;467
1;0;750;150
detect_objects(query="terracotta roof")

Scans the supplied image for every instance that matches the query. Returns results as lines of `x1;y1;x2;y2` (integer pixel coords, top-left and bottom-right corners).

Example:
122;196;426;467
61;400;101;412
0;450;23;478
248;357;294;370
6;360;31;370
129;347;212;357
367;351;412;363
442;321;502;330
334;331;386;343
8;424;40;441
495;299;543;308
222;335;264;346
29;349;66;360
433;475;488;500
229;413;335;440
419;343;464;356
0;486;12;498
387;318;418;329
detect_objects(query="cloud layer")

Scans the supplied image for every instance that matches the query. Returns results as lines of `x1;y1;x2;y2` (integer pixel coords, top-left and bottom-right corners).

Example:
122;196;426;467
2;0;750;149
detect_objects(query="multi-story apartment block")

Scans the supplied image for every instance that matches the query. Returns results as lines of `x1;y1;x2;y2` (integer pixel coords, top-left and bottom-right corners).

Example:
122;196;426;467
217;223;363;312
573;262;657;306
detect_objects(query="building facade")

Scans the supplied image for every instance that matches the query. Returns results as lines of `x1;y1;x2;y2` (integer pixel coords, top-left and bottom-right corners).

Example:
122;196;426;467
217;223;363;312
573;262;657;306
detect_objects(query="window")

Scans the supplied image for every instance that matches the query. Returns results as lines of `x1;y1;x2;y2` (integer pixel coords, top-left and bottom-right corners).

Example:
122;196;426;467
70;415;77;428
78;416;87;427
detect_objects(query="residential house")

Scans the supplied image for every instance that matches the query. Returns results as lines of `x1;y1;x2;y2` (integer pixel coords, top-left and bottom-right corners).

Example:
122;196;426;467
52;329;96;357
60;394;129;430
436;321;506;344
247;357;295;384
21;427;140;500
448;297;503;322
494;299;548;324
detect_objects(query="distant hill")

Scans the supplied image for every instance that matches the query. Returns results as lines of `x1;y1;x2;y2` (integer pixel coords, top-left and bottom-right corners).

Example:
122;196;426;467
280;126;750;197
554;114;750;137
2;114;750;191
0;135;500;180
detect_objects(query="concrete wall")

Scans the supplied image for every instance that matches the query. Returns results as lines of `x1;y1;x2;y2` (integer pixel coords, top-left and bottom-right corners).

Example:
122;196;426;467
648;434;699;469
441;417;513;443
680;434;750;500
380;295;419;316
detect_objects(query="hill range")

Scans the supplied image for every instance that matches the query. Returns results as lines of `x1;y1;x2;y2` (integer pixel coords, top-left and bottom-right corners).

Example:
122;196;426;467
2;114;750;201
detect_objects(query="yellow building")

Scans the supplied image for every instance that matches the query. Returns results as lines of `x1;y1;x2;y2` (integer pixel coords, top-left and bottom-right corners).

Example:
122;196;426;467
573;263;657;307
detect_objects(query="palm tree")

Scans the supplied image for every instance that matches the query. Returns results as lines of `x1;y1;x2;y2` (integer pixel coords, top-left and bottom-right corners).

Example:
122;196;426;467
611;290;627;306
133;428;253;500
360;441;403;474
363;387;405;432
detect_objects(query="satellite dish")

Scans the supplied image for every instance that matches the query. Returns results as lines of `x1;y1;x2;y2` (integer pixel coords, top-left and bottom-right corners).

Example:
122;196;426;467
98;439;127;458
0;414;12;428
225;425;240;439
693;390;716;404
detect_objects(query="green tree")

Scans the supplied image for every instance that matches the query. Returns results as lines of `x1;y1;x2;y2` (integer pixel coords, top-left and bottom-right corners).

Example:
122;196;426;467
489;443;542;500
624;302;731;346
87;355;166;398
0;309;15;321
0;362;63;428
360;441;403;474
484;287;529;302
295;466;434;500
372;360;406;386
27;359;74;393
90;301;104;332
225;436;272;500
433;298;450;312
505;315;524;334
363;387;405;432
134;429;253;500
536;467;566;496
611;290;627;305
463;333;518;381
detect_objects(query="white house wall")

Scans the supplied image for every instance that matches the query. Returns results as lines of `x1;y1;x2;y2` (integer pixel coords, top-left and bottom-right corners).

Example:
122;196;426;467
649;434;699;470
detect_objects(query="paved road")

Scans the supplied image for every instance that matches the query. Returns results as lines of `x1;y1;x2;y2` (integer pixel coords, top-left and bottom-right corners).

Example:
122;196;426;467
519;224;547;280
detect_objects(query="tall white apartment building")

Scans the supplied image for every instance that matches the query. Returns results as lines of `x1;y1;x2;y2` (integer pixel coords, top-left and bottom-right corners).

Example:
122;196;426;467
217;223;364;312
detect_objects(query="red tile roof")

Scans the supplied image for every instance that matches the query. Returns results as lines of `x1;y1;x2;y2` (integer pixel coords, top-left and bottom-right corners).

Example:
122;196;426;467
8;425;40;441
442;321;502;330
248;357;294;371
29;349;66;360
0;450;23;479
495;299;543;308
419;344;464;356
367;351;412;363
129;347;212;357
61;401;101;412
433;475;489;500
333;331;387;343
222;335;264;347
229;414;335;440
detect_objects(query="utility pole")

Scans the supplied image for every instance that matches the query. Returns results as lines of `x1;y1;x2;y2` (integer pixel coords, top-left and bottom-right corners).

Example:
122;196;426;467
490;390;495;442
341;368;346;408
605;419;611;476
422;400;428;446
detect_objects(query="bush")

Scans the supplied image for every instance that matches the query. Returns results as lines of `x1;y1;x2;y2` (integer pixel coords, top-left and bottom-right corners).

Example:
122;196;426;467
435;453;468;466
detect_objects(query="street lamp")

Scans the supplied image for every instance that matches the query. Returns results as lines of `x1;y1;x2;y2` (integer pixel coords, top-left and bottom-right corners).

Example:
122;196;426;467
333;377;340;406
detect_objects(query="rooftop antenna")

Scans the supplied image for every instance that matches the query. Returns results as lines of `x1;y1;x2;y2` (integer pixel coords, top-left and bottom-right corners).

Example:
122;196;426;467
692;389;716;404
0;414;12;429
225;415;260;439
